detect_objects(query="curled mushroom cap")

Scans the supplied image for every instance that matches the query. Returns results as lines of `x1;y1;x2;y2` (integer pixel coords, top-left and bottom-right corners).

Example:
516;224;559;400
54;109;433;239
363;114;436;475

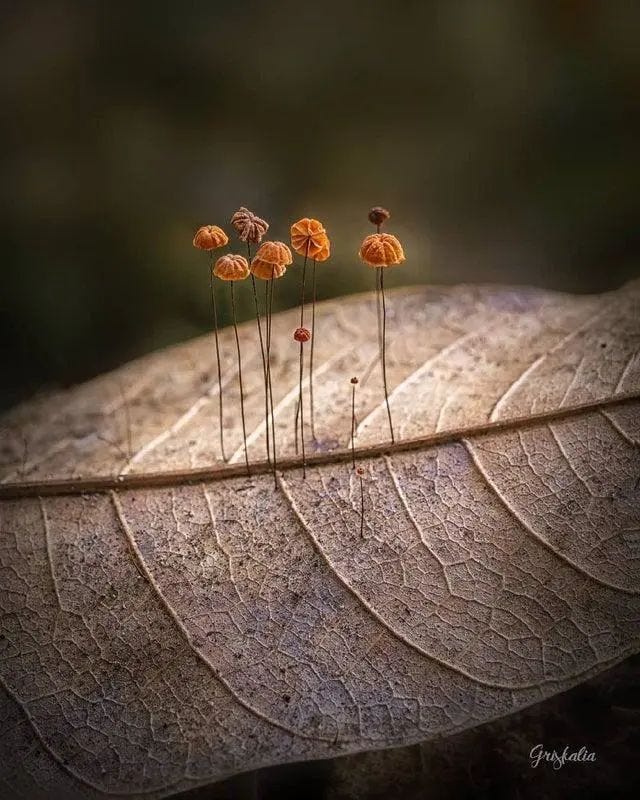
213;254;250;282
358;233;405;268
250;260;288;281
290;218;330;260
193;225;229;251
250;241;293;281
230;207;269;244
313;240;331;263
293;326;311;343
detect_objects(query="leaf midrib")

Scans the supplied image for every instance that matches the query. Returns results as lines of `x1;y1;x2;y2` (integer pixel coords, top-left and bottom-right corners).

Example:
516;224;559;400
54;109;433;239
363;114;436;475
1;390;637;499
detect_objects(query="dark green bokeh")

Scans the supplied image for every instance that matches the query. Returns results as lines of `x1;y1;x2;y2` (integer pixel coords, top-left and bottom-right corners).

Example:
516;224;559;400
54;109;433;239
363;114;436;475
1;1;639;410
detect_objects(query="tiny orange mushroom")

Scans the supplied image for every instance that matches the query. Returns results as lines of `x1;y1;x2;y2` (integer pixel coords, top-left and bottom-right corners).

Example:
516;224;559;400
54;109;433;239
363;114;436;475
290;218;331;261
290;220;331;474
213;254;250;282
193;225;229;251
358;226;404;445
250;241;293;280
212;254;251;473
293;326;311;343
195;224;230;462
358;232;405;268
250;240;292;485
290;219;331;446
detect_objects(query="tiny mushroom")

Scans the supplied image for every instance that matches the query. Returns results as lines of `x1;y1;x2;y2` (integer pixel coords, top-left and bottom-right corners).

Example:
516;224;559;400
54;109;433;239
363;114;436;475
358;233;405;268
193;225;229;251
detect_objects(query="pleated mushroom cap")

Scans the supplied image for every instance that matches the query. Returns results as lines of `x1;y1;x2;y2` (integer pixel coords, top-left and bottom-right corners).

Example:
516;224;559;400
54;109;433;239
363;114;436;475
193;225;229;251
290;218;330;260
250;241;293;280
293;326;312;343
358;233;405;268
230;207;269;244
213;254;250;281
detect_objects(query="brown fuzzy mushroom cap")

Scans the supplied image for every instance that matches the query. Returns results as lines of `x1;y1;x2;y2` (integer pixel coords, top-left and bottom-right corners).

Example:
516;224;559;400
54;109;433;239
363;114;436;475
230;207;269;244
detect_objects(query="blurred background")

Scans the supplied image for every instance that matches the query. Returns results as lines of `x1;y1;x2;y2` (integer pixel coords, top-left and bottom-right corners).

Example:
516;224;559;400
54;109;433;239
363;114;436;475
1;0;639;410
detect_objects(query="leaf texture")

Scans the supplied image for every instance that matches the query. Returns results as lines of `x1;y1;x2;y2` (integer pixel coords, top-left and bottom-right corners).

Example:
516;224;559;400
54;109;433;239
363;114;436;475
0;281;639;798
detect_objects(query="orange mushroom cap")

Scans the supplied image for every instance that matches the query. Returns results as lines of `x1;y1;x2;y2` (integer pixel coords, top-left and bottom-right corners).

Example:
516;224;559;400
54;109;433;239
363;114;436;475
313;240;331;263
213;254;250;281
250;241;293;280
358;233;405;268
290;218;331;260
193;225;229;251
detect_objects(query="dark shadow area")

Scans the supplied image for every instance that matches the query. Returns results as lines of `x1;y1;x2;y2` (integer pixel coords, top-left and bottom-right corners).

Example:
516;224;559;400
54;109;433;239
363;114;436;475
173;655;639;799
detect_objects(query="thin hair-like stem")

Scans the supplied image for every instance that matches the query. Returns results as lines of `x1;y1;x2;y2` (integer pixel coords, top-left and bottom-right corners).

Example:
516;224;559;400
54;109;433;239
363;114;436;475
309;259;318;440
359;472;365;537
248;243;271;465
295;247;309;477
230;282;250;474
19;431;28;480
375;223;383;355
379;267;395;443
350;383;357;470
209;270;227;462
350;379;364;536
265;274;277;488
297;342;305;477
4;392;637;500
375;265;383;355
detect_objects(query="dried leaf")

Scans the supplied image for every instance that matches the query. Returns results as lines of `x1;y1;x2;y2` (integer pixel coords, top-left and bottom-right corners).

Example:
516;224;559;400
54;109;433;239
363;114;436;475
0;281;639;798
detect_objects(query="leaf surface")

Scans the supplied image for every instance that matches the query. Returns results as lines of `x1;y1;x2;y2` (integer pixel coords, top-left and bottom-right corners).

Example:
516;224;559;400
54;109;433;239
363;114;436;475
0;281;639;798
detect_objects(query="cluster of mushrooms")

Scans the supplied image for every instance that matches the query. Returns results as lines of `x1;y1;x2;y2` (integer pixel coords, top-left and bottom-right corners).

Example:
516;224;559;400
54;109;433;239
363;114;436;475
193;206;405;486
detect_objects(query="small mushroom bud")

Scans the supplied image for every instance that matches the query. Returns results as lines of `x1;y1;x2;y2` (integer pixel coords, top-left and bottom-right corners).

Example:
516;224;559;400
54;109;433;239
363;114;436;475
293;326;311;343
368;206;390;228
350;377;359;385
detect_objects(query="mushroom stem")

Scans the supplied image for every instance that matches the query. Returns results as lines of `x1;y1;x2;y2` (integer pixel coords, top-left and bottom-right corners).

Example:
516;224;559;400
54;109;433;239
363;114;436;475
248;243;271;466
209;268;227;462
375;265;383;357
349;379;365;535
229;281;250;474
359;470;365;537
350;381;357;470
296;247;309;478
265;276;277;488
379;267;395;443
309;259;318;441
